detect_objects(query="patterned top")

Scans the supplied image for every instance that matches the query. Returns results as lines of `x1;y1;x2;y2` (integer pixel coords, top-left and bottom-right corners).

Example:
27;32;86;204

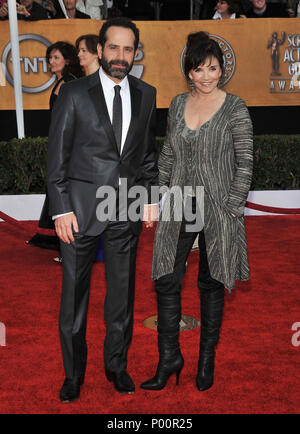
152;92;253;291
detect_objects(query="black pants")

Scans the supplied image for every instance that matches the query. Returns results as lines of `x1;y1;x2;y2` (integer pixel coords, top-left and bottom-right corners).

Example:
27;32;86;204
59;219;139;379
156;198;223;295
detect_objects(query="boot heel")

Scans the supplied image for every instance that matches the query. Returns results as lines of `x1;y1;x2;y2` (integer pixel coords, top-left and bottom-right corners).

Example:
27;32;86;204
141;355;184;391
105;369;113;382
79;372;85;386
176;365;183;385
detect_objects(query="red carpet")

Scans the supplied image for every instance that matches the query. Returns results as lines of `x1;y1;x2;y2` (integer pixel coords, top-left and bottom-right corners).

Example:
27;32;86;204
0;216;300;414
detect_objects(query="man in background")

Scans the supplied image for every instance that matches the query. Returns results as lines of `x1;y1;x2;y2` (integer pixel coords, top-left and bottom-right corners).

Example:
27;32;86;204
56;0;90;17
246;0;289;16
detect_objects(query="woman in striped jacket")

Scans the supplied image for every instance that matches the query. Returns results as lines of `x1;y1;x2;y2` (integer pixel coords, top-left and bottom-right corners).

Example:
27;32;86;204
141;31;253;392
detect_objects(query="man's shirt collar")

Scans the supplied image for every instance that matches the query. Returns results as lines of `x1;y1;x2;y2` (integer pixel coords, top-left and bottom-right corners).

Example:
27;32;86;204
99;67;129;92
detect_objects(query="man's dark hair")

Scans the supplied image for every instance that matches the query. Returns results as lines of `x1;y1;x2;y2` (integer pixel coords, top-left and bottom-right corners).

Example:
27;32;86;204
99;17;139;51
183;31;224;81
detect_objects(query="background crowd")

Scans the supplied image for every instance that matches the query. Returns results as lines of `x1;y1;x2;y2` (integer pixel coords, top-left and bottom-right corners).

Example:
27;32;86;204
0;0;299;21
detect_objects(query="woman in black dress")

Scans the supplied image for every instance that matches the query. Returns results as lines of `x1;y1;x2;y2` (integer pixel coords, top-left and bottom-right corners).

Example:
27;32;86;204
26;42;84;251
47;41;84;110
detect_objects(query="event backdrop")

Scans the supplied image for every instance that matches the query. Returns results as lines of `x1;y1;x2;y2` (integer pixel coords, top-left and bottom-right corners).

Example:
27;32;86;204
0;18;299;109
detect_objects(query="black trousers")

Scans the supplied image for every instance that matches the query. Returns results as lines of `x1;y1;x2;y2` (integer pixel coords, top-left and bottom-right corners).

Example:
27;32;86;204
59;219;139;379
156;198;223;295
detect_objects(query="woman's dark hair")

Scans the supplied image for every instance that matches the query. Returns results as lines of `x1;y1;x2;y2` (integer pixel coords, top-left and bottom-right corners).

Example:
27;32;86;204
219;0;239;15
183;32;224;82
99;17;139;52
75;34;99;55
46;41;84;78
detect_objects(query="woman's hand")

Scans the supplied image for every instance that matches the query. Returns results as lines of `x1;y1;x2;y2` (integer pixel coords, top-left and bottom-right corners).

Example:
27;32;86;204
0;2;8;18
143;204;159;228
287;8;295;17
46;0;56;15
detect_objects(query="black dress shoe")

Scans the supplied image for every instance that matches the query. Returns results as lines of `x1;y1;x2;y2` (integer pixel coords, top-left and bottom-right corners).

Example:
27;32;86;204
105;370;135;394
59;378;81;403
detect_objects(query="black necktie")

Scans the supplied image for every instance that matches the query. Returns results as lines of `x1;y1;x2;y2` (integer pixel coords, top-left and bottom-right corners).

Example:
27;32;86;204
112;85;122;153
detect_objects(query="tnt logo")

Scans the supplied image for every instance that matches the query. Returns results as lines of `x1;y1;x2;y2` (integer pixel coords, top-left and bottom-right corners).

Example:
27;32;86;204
0;62;6;86
0;322;6;346
1;34;56;93
291;322;300;347
1;34;145;93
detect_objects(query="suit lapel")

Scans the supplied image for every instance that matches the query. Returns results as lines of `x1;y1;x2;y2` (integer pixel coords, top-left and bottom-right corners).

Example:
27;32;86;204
121;76;142;156
88;72;120;155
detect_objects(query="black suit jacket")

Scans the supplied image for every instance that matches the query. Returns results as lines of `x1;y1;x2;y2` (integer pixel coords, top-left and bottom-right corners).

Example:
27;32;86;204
47;71;158;236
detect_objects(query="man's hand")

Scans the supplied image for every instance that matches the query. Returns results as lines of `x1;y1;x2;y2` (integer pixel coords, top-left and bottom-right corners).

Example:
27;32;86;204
45;0;56;15
0;3;8;18
55;212;79;244
286;7;294;17
143;204;159;228
16;3;30;16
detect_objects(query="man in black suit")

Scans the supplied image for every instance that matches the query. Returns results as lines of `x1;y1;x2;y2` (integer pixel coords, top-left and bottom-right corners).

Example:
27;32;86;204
47;17;158;402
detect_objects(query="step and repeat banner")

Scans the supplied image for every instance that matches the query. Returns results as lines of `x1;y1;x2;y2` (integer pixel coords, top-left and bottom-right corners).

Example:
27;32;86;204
0;18;299;109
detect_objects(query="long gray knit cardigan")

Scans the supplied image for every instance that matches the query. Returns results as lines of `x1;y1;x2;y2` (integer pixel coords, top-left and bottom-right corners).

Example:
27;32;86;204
152;92;253;291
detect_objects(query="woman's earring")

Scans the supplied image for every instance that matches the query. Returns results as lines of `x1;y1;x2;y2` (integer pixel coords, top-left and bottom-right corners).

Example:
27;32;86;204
218;71;224;88
188;78;195;89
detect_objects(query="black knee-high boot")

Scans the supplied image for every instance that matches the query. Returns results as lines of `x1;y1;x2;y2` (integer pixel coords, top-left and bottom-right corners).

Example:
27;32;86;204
196;284;224;391
140;293;184;390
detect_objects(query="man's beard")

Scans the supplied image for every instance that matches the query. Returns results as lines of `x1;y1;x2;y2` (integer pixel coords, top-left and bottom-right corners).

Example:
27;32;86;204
101;54;134;80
